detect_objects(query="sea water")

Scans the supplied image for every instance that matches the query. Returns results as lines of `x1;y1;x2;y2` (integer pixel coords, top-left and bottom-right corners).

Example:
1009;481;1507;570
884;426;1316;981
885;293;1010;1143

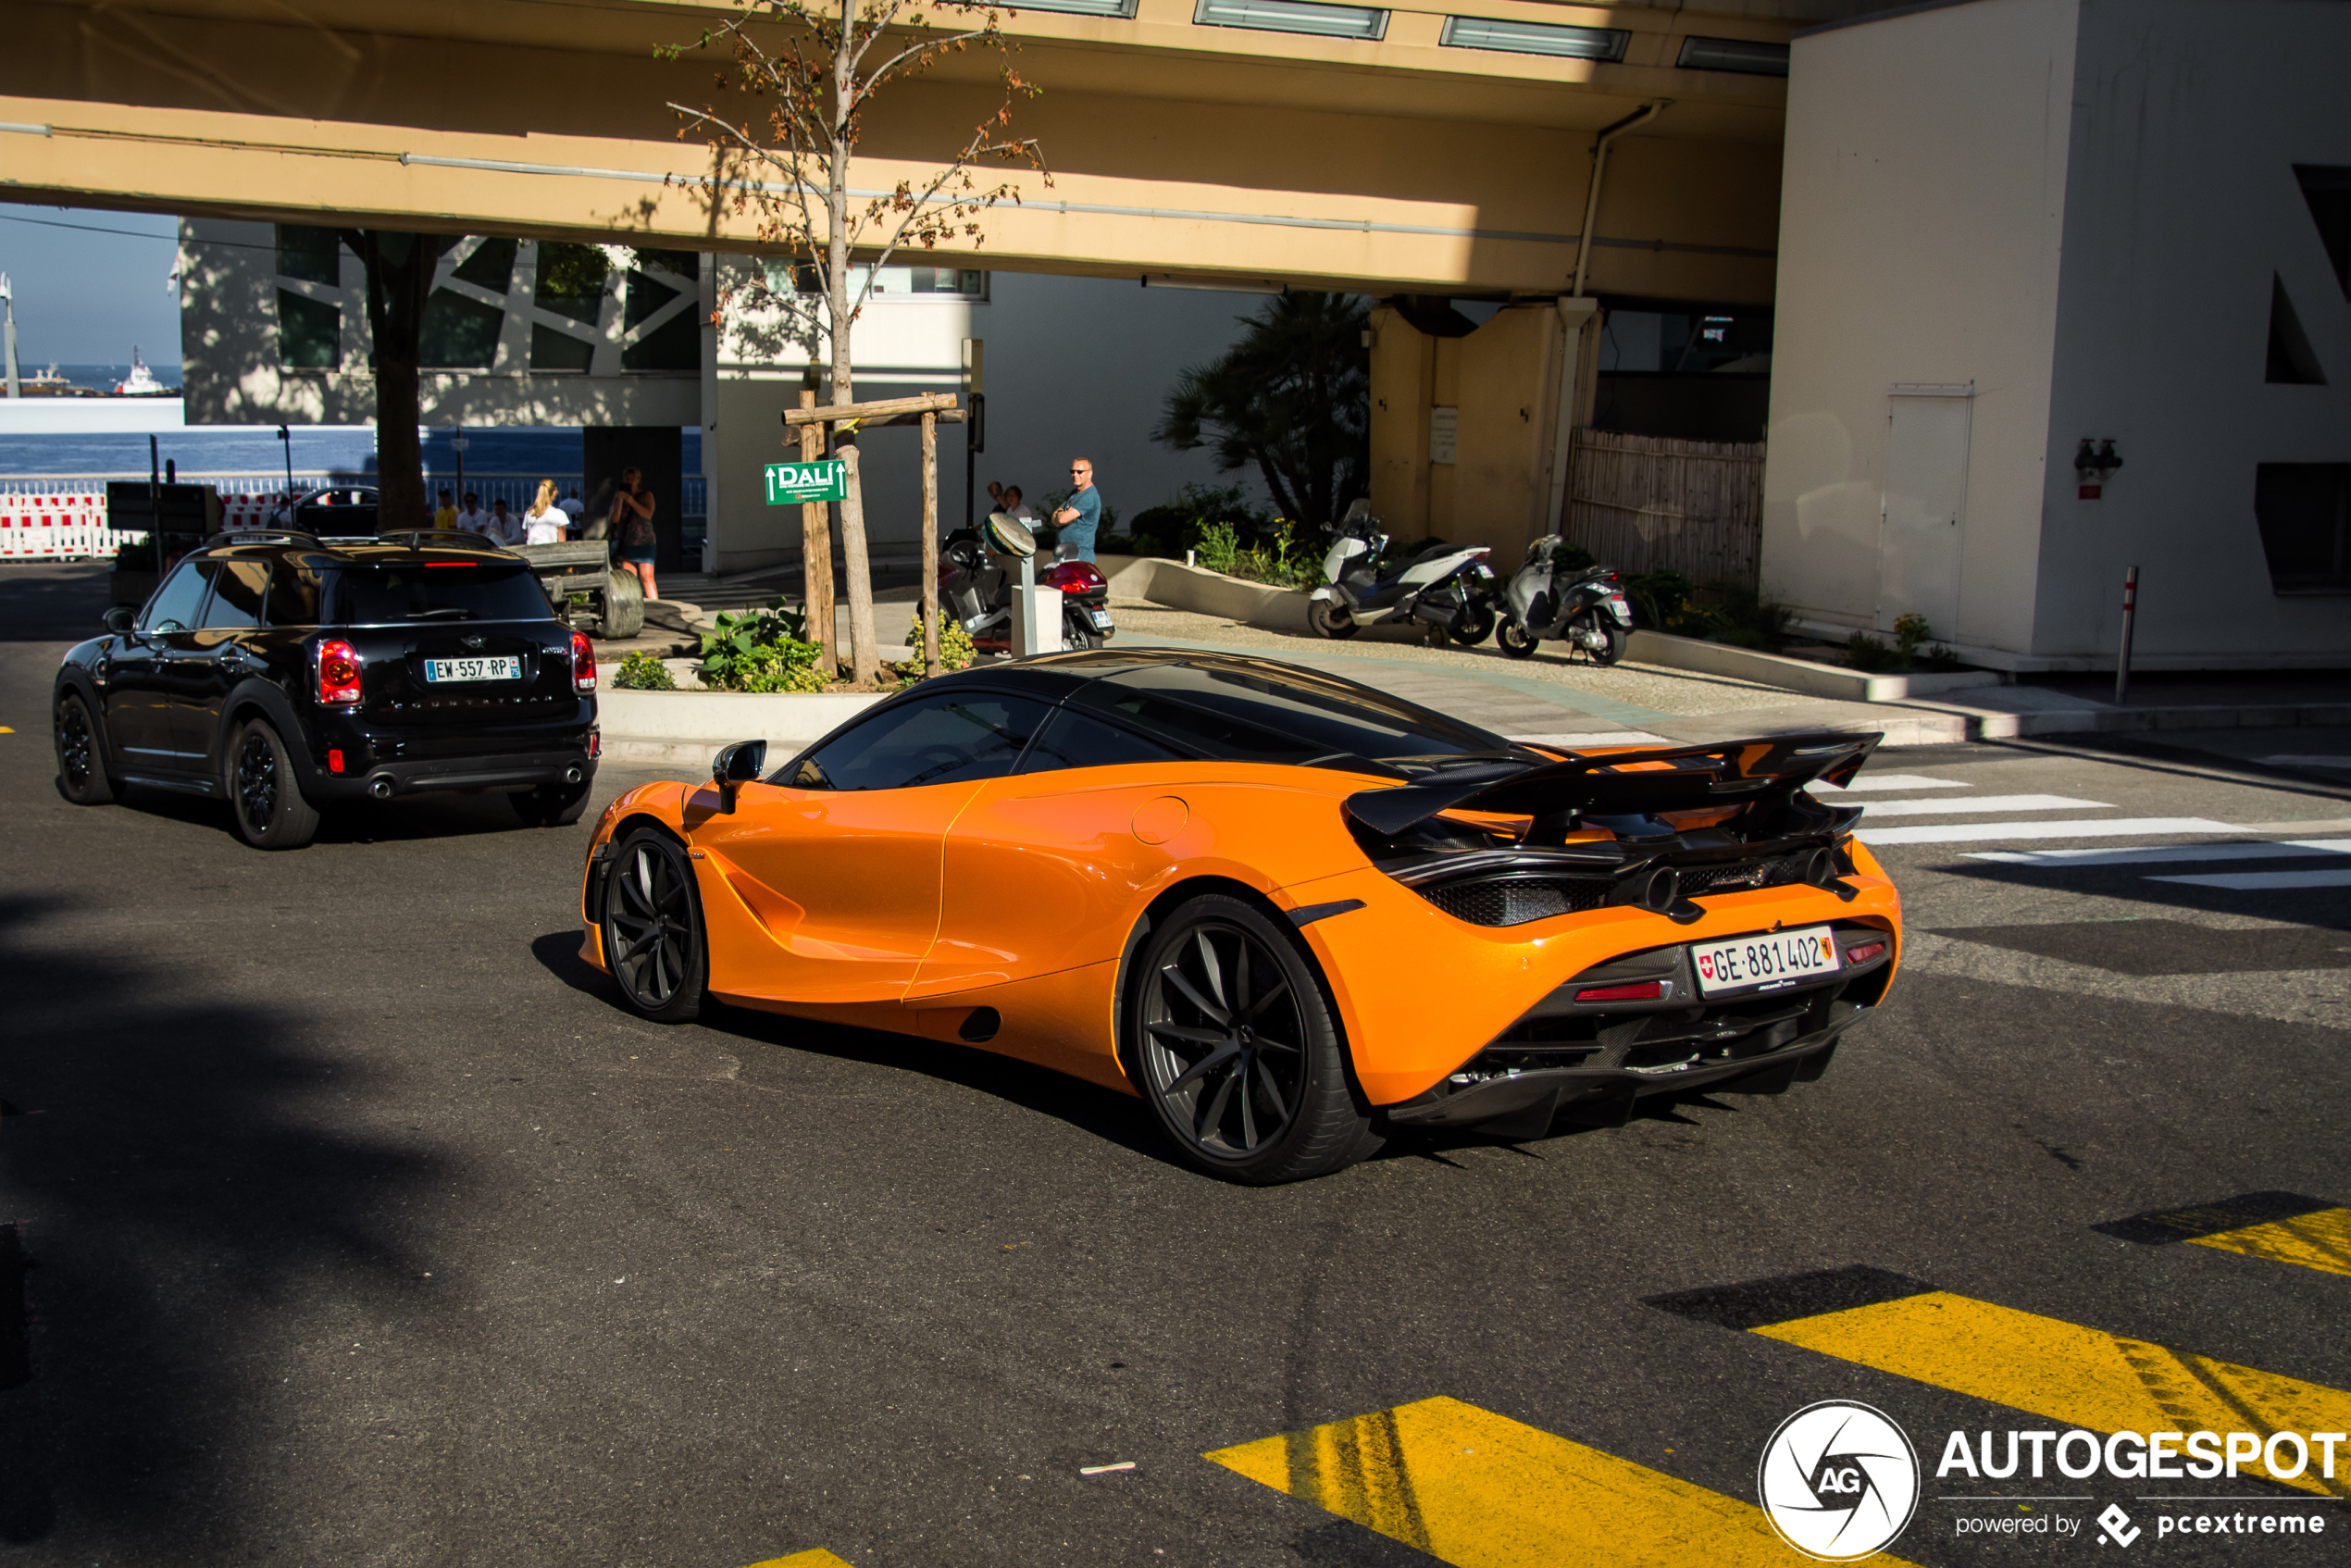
0;425;701;478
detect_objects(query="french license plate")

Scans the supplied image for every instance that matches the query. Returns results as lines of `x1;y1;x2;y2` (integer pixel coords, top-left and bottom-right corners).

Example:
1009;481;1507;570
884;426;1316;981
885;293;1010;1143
1088;609;1114;629
1691;926;1839;995
424;655;520;683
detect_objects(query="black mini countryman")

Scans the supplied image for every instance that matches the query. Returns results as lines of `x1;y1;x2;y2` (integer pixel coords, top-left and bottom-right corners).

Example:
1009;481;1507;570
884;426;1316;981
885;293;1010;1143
53;531;601;849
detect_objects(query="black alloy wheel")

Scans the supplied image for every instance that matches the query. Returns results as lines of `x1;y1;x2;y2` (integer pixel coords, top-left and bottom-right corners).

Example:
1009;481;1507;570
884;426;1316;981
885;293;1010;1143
1496;617;1539;659
55;692;118;804
512;776;593;827
1306;600;1359;640
1128;893;1380;1184
1449;604;1497;647
228;719;322;850
603;829;705;1023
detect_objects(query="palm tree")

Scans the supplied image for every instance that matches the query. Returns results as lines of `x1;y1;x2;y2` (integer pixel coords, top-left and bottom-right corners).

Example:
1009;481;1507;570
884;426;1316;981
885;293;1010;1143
1153;292;1369;529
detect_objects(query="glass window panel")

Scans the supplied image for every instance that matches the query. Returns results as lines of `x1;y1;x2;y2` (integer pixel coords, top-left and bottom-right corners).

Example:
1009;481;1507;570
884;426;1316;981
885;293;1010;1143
452;237;517;293
419;289;504;368
1193;0;1386;40
277;290;341;369
1076;663;1503;764
265;561;322;626
1007;0;1136;13
1675;35;1790;75
276;225;342;284
197;560;269;629
1017;709;1183;774
1440;17;1626;60
140;562;211;633
622;268;699;370
535;242;610;325
788;691;1054;791
530;324;596;372
323;566;554;624
2294;166;2351;297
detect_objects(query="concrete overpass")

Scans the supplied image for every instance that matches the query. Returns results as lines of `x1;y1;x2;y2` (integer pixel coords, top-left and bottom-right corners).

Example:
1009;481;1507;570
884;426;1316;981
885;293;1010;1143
0;0;1854;302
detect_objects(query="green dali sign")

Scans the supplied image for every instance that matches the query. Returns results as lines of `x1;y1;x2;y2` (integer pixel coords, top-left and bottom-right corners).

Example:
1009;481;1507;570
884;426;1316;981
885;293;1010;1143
765;460;849;505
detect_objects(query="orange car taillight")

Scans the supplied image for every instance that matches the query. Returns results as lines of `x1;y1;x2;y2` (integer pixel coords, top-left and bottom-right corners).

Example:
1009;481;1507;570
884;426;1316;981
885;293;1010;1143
1575;981;1663;1002
1845;940;1887;964
571;630;596;694
316;639;363;704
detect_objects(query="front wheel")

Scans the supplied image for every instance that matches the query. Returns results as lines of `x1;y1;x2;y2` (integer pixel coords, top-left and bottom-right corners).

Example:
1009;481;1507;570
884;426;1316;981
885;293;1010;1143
602;828;706;1023
228;719;321;850
1449;604;1496;647
55;691;119;804
1496;617;1539;660
1306;599;1358;640
1126;894;1382;1185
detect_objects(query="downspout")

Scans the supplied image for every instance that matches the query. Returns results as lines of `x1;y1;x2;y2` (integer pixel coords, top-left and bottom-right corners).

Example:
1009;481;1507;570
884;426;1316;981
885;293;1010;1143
1571;100;1670;298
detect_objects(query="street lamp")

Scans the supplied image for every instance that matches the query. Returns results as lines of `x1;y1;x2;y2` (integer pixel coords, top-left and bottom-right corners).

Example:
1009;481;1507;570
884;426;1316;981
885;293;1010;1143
276;424;295;524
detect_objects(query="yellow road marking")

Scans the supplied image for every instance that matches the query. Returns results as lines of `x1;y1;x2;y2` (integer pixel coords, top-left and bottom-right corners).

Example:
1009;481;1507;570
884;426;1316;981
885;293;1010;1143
740;1551;853;1568
1205;1394;1922;1566
2187;1208;2351;1278
1754;1293;2351;1497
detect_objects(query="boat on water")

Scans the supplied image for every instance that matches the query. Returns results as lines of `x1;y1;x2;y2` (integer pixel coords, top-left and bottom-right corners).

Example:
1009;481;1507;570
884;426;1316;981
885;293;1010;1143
111;349;178;398
11;366;101;398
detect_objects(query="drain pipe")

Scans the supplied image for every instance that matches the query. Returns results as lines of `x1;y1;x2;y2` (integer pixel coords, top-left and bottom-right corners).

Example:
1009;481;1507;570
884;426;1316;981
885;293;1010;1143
1572;101;1670;298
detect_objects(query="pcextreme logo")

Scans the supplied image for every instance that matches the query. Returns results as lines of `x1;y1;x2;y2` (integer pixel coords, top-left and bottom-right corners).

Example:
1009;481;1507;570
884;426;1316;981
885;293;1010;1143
1759;1400;1922;1561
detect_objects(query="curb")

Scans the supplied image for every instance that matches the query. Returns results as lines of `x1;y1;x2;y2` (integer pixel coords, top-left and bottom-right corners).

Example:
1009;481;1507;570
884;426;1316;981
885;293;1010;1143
1627;630;2005;703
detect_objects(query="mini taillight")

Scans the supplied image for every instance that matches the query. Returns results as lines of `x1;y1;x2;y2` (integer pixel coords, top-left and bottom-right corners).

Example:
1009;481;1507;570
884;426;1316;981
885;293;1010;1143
316;640;362;704
571;630;596;694
327;749;346;774
1575;981;1664;1002
1845;940;1887;964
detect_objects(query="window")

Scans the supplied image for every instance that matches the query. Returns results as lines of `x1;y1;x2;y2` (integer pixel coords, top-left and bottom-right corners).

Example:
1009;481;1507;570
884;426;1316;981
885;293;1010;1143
197;560;270;629
419;289;504;368
1017;709;1184;774
785;691;1053;790
1010;0;1137;13
622;253;700;371
530;324;596;372
2268;276;2327;384
266;560;323;626
278;290;340;369
2295;166;2351;297
1193;0;1387;42
1440;17;1626;60
140;562;211;634
908;268;986;297
276;225;342;285
322;566;555;625
535;243;610;326
2254;464;2351;593
1074;663;1502;765
1675;35;1790;75
451;238;517;294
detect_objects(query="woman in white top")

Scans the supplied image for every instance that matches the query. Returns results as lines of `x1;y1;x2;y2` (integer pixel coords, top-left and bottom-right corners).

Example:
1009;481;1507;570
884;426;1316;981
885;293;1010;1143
522;479;567;545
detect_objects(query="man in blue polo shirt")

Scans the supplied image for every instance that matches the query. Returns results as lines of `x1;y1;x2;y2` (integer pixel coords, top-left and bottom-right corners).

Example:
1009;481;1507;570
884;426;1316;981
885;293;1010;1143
1053;457;1101;563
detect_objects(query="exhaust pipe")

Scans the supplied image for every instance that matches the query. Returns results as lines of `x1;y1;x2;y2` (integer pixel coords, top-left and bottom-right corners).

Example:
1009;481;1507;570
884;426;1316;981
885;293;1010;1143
564;765;585;786
1407;597;1458;628
1801;848;1837;887
1608;865;1679;913
367;777;395;801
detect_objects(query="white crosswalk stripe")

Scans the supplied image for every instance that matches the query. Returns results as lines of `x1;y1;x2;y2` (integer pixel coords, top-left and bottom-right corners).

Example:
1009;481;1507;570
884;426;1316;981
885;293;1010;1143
1970;840;2351;867
1857;816;2238;846
1809;774;1973;793
1852;793;2108;818
2147;868;2351;890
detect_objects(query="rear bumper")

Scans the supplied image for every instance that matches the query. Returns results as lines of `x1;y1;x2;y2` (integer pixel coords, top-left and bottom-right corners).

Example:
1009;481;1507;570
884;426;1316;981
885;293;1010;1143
313;749;597;801
301;702;597;800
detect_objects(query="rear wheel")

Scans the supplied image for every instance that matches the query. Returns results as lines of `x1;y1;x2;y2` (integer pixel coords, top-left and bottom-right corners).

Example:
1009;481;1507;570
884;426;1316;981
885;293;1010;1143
1589;619;1628;666
512;777;592;827
598;569;645;640
228;719;321;851
1449;604;1496;646
1306;600;1358;640
55;691;119;804
1496;617;1539;660
603;829;705;1023
1126;894;1381;1185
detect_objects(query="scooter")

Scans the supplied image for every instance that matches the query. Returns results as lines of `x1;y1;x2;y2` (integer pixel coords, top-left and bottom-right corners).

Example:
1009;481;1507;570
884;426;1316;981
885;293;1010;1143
939;512;1115;654
1307;500;1500;644
1496;535;1634;665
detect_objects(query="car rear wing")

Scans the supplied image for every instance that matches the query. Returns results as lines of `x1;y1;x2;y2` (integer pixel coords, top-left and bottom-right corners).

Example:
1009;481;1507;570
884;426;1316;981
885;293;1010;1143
1343;732;1881;839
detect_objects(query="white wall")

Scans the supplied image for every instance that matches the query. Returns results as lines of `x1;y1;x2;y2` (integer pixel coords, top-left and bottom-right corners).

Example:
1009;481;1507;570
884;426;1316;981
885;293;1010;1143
2035;0;2351;665
1759;0;2082;660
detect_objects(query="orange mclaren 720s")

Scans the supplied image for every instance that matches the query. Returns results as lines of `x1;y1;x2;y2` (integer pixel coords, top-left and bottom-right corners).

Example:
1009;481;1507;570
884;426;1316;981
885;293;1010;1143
578;650;1901;1183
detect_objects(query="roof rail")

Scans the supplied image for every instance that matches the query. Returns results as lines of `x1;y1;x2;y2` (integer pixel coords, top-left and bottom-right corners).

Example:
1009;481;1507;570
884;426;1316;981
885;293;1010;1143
204;529;319;547
376;529;512;552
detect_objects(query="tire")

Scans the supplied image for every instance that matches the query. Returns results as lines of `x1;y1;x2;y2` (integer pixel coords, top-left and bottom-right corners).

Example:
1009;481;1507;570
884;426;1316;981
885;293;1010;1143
1306;599;1359;640
512;777;593;827
599;569;645;640
602;828;706;1024
1125;894;1382;1185
55;691;120;804
1591;620;1628;666
1496;617;1539;660
227;719;322;851
1062;610;1105;652
1448;604;1496;647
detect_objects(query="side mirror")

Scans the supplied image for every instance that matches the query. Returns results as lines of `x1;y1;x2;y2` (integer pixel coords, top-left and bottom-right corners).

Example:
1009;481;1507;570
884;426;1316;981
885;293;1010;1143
103;605;135;635
712;739;767;814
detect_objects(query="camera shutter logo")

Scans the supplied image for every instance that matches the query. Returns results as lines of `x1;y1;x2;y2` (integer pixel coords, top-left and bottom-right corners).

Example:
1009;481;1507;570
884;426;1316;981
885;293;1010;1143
1758;1400;1921;1561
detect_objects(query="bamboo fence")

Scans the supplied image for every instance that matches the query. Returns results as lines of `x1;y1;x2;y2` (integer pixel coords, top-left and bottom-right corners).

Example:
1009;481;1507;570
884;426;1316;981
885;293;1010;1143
1564;429;1765;586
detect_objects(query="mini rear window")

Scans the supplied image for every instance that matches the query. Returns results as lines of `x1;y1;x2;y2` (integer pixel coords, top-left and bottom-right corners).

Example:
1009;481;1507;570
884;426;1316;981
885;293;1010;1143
322;565;553;624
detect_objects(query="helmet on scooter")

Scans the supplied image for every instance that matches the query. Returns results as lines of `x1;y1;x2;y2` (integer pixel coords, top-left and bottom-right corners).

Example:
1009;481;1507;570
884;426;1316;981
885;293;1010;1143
981;511;1038;558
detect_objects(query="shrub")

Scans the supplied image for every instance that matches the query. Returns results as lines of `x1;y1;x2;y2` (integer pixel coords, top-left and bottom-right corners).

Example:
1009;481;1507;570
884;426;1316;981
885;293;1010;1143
1624;569;1710;636
698;597;827;691
900;609;976;675
612;651;677;690
1844;632;1900;673
1709;583;1797;653
1193;516;1320;590
1550;541;1598;573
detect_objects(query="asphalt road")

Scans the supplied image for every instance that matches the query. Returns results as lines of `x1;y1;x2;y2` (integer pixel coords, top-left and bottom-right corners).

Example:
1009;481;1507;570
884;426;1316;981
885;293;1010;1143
3;562;2346;1567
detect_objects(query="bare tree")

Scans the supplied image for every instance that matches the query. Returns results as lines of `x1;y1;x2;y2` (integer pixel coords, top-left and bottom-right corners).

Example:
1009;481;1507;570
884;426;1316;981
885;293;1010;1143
662;0;1047;684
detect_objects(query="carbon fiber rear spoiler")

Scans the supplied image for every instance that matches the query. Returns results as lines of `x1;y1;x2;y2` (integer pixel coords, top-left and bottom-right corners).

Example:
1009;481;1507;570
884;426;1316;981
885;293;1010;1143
1344;733;1882;838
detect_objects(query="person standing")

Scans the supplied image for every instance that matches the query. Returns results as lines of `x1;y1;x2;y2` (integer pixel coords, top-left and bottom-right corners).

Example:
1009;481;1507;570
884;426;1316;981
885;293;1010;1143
610;467;659;601
1052;458;1101;563
431;487;458;530
556;484;586;530
523;479;566;544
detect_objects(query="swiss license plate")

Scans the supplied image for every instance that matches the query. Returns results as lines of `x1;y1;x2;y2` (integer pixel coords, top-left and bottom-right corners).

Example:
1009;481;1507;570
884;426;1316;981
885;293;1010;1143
425;655;520;684
1691;926;1839;995
1088;609;1114;629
